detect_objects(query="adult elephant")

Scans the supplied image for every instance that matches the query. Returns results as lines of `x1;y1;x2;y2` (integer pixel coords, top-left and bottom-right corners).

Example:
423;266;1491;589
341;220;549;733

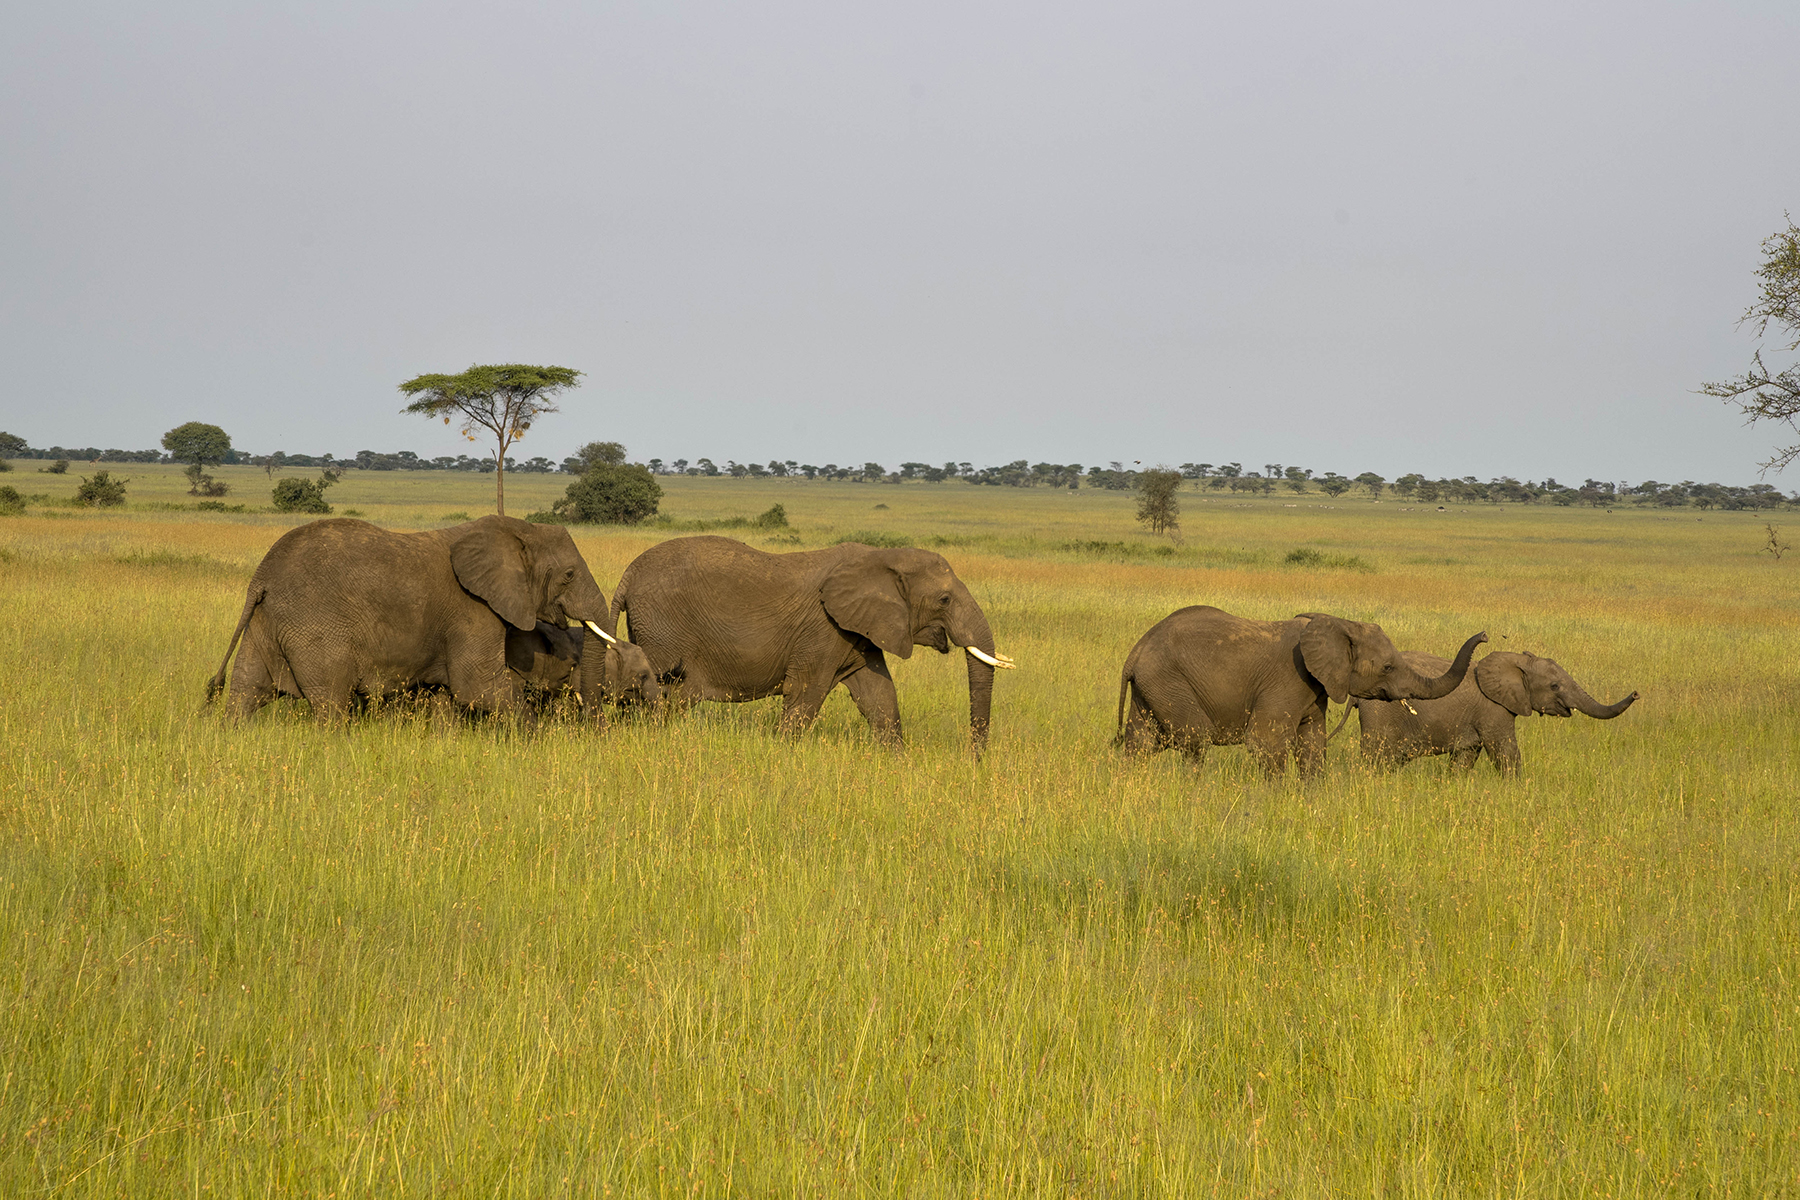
1342;650;1638;774
1114;606;1487;777
610;536;1014;749
207;516;616;720
505;620;661;721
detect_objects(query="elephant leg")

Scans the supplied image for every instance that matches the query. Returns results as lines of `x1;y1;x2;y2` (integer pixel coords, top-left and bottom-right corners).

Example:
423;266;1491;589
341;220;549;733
1291;711;1328;778
1486;736;1522;776
1246;713;1297;777
843;653;903;745
1134;685;1214;764
776;671;835;737
1448;746;1482;771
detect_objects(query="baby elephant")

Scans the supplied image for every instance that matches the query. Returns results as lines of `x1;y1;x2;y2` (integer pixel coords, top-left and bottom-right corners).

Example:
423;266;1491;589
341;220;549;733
1345;650;1637;774
505;621;661;724
1115;606;1487;777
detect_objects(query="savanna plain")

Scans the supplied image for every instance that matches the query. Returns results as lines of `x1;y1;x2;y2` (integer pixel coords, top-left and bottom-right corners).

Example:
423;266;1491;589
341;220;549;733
1;465;1795;1197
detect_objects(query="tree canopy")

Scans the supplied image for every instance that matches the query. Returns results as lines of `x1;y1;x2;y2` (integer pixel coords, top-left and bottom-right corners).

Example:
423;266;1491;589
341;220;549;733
0;432;27;458
399;364;582;516
1700;215;1800;471
161;422;232;468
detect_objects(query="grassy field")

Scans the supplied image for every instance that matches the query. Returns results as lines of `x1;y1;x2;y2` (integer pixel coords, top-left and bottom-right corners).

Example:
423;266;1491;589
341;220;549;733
2;463;1796;1196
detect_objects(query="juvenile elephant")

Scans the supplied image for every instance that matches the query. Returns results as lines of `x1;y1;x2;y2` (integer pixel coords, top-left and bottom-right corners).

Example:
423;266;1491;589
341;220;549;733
611;536;1014;749
1114;606;1487;777
504;620;661;720
207;516;616;719
1344;650;1638;774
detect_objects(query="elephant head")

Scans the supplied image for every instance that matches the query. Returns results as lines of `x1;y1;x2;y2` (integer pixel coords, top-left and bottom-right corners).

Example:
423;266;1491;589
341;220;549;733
1297;614;1487;704
576;632;661;711
1473;652;1638;720
820;545;1013;749
444;516;611;632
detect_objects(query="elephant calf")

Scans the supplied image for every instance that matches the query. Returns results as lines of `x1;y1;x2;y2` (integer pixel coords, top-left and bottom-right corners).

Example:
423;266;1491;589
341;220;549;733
1344;650;1638;774
505;621;660;722
1115;606;1487;777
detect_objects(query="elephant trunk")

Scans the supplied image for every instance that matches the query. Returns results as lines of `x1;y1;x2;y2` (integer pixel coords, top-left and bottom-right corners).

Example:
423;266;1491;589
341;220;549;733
1409;631;1488;700
949;583;999;752
1567;678;1638;719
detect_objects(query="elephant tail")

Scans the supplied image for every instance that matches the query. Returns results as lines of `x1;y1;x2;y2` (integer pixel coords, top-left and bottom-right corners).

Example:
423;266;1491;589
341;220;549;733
1114;670;1133;743
1327;698;1356;742
205;584;265;705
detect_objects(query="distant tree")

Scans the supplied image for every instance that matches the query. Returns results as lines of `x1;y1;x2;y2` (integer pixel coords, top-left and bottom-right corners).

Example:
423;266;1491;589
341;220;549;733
1393;473;1424;499
569;441;626;472
46;460;69;475
399;363;582;516
767;460;789;476
271;471;336;514
696;457;719;476
799;464;819;479
1317;472;1353;497
899;462;929;479
1355;471;1386;498
1415;478;1443;503
553;463;663;524
1136;467;1182;535
861;461;886;482
0;485;22;514
75;470;128;507
162;422;233;494
0;431;27;458
1699;215;1800;470
647;458;665;474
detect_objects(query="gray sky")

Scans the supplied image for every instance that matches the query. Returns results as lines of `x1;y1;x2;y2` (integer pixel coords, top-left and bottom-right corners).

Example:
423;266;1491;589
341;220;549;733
3;0;1796;483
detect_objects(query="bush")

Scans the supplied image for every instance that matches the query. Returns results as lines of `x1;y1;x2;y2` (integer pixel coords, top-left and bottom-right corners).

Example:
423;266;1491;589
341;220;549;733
0;485;23;515
75;470;128;507
752;503;789;529
271;477;333;514
835;530;914;548
553;463;663;524
0;459;10;473
44;460;69;474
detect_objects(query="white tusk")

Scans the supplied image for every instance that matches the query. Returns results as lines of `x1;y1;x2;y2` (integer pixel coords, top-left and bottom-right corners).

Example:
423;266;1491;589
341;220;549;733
965;645;1016;669
584;620;620;645
1402;699;1418;715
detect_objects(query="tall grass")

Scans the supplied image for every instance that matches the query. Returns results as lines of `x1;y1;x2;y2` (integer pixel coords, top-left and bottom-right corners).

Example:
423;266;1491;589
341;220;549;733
0;478;1795;1194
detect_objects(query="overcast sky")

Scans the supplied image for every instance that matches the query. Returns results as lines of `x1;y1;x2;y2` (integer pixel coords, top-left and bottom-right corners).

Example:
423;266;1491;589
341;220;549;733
3;1;1796;483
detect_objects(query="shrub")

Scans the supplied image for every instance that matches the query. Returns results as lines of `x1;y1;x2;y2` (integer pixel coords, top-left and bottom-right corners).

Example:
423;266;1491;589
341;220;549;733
44;460;69;474
752;504;789;529
0;485;23;515
271;477;333;514
0;460;10;473
835;530;914;548
75;470;128;507
553;463;663;524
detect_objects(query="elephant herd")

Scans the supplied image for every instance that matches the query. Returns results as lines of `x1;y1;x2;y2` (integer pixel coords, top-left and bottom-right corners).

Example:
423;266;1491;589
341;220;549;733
206;516;1636;776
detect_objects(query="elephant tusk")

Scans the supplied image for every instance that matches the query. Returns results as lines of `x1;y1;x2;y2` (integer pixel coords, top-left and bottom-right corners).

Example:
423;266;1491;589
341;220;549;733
1402;699;1418;715
583;620;620;645
965;645;1016;669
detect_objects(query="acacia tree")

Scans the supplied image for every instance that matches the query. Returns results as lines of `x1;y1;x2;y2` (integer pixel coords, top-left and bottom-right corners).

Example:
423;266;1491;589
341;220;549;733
162;422;233;494
399;364;582;516
1701;215;1800;471
1136;467;1182;535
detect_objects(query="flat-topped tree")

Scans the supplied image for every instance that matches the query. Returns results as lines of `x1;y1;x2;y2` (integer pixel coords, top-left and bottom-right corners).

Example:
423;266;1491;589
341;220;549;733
399;364;582;515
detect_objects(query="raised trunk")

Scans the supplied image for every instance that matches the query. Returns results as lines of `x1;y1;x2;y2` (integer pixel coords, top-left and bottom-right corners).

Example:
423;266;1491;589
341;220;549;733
950;586;997;753
1408;631;1488;700
1567;679;1638;719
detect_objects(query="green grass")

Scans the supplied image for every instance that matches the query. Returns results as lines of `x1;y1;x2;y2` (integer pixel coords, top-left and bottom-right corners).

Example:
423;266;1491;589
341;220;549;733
1;472;1796;1194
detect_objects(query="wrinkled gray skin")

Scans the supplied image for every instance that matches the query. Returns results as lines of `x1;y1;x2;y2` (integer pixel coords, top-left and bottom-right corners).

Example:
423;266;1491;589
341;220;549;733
611;536;1005;749
207;516;613;719
1345;650;1638;774
1114;606;1488;777
504;621;661;723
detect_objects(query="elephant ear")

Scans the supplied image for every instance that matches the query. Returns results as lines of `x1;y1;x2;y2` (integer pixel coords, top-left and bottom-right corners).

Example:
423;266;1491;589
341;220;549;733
1297;615;1353;704
447;519;537;631
820;552;913;658
1474;653;1532;716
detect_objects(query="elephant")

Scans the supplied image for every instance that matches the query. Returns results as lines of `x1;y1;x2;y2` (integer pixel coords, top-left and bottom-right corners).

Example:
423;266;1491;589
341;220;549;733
504;620;661;719
610;535;1014;749
1340;650;1638;774
206;516;617;720
1114;606;1488;777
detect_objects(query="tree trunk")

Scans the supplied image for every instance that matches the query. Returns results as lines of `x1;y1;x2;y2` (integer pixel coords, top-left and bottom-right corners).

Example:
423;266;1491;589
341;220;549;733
494;437;506;516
